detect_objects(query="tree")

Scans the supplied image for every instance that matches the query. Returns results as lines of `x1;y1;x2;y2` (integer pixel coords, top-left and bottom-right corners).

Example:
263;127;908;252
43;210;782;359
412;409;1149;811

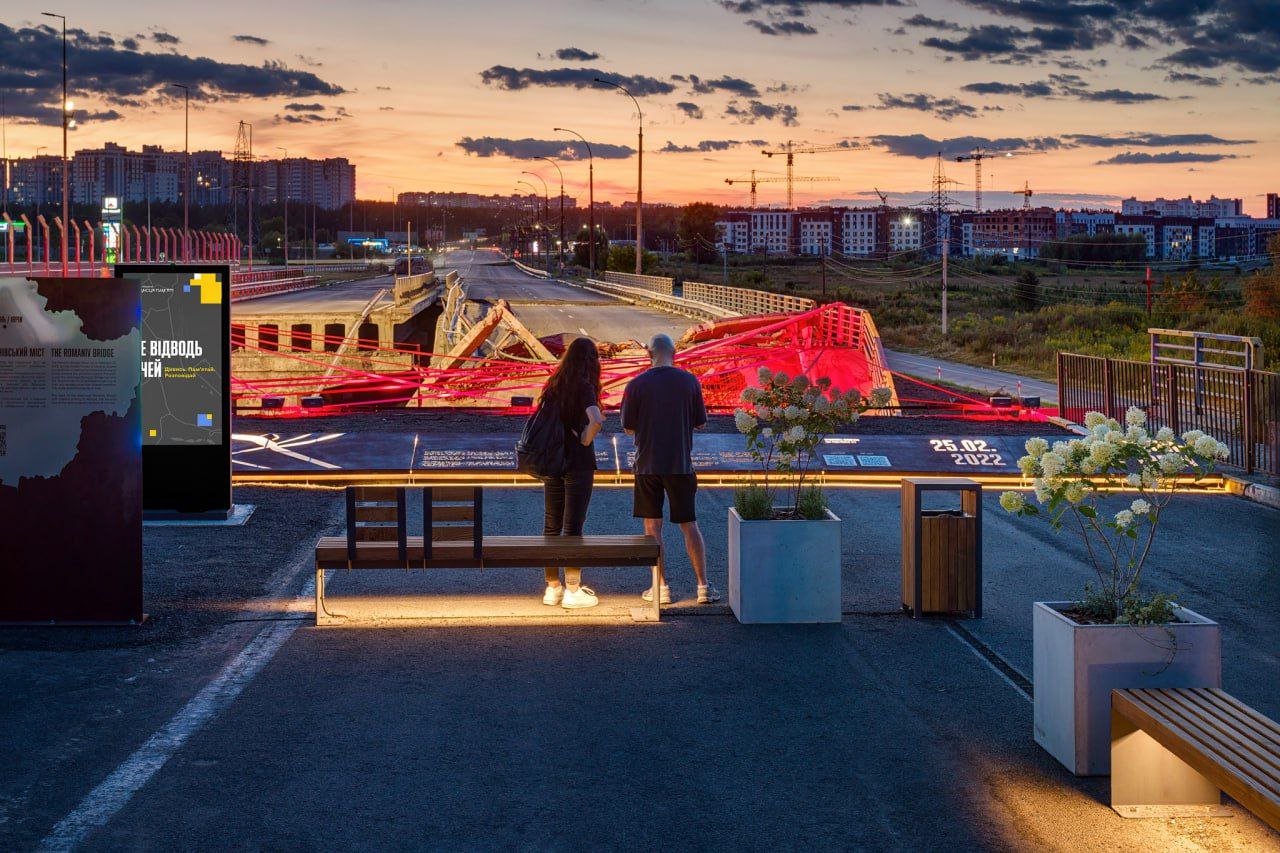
677;202;720;263
1014;267;1040;309
1041;232;1147;264
606;245;659;274
572;226;609;270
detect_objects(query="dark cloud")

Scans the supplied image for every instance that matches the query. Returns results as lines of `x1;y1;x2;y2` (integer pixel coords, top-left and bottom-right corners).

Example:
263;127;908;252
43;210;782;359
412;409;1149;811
961;80;1055;96
279;113;340;124
379;106;395;111
554;47;600;61
1096;151;1241;165
724;99;799;126
864;133;1064;158
720;0;906;11
1066;132;1253;148
232;34;270;46
660;138;768;153
479;66;676;96
677;74;761;97
920;24;1026;60
850;92;980;120
901;15;964;31
1072;87;1166;103
675;101;705;119
1165;71;1221;86
747;19;819;36
284;102;325;112
152;30;180;45
455;136;634;160
0;22;345;127
959;0;1120;27
121;38;139;50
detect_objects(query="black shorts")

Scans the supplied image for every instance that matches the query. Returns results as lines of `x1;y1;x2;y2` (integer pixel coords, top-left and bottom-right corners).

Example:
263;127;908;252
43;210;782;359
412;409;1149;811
633;474;698;523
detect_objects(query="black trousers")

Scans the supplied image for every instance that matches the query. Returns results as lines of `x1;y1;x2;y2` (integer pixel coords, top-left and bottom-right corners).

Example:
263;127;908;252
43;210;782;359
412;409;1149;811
542;468;594;585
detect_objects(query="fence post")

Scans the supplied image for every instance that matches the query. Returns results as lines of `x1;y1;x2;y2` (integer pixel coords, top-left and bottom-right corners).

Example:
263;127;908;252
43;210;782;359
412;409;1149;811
1166;364;1180;435
1103;357;1115;420
1056;352;1064;418
1243;368;1254;474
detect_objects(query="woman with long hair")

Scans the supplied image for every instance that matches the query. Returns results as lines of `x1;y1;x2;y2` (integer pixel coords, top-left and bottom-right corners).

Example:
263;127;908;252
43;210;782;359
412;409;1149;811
539;336;605;608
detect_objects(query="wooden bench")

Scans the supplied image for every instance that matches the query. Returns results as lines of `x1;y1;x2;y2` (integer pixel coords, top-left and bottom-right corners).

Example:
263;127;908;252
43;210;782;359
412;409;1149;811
313;486;664;624
1111;688;1280;830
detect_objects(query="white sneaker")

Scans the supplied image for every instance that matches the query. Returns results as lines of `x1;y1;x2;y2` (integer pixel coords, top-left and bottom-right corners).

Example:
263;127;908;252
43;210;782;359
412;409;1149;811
697;584;722;604
641;584;672;604
543;584;564;606
562;586;599;609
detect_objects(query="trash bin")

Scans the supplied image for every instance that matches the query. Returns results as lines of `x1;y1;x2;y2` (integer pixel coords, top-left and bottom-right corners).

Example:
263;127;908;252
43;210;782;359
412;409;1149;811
900;477;983;618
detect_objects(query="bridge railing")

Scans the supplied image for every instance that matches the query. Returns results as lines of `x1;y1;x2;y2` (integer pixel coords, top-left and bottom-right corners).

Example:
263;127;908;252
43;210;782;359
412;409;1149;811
393;271;435;303
603;270;674;295
511;259;551;279
581;278;734;322
229;276;321;303
682;281;816;316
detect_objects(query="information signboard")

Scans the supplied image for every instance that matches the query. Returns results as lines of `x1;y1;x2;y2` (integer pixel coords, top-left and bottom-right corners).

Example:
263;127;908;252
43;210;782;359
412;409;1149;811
0;275;143;622
117;264;232;518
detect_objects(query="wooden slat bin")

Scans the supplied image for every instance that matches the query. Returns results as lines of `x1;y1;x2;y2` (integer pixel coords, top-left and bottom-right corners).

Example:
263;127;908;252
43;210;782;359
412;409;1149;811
901;477;983;618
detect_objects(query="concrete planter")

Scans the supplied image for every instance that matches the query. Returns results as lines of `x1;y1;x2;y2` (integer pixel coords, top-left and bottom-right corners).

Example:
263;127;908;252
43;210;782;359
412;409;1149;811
728;507;842;624
1032;600;1221;776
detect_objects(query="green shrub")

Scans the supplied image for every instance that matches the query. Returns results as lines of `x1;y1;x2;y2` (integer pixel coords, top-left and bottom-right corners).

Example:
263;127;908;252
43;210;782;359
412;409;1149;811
734;485;772;520
796;486;829;520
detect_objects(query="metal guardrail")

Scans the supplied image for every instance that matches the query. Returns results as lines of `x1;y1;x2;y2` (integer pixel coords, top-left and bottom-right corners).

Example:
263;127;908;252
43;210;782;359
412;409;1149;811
603;270;674;295
682;281;816;316
229;276;322;303
511;259;551;279
580;279;734;321
1058;352;1280;475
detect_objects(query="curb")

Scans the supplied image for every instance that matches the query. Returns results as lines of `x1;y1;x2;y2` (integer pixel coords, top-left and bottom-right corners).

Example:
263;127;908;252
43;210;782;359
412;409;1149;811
1223;475;1280;510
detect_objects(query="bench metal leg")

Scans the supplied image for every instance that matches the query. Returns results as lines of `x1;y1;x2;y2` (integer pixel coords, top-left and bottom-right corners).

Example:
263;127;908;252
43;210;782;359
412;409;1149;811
630;564;662;623
1111;709;1230;819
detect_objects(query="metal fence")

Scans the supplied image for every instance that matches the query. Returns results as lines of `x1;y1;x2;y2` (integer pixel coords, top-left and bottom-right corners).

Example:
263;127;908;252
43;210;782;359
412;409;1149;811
1058;353;1280;475
602;270;674;295
682;281;816;316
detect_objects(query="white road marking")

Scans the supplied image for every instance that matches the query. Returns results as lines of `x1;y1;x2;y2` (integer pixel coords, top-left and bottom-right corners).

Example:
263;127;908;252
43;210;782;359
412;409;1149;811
38;578;314;851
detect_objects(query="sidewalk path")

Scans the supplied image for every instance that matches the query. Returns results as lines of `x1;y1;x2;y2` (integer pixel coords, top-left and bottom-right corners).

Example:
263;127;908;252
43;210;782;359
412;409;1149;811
886;350;1058;403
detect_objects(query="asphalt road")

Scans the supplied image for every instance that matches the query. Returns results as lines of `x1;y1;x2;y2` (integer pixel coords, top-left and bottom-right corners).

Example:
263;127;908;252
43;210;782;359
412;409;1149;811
4;486;1276;849
444;249;693;344
885;350;1059;403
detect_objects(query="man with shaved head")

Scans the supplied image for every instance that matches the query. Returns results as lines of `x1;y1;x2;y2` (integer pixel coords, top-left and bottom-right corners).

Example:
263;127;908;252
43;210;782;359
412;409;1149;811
620;333;720;605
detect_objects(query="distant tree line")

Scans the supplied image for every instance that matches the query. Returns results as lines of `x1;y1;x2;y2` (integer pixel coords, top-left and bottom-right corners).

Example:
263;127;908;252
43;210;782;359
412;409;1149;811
1040;232;1148;264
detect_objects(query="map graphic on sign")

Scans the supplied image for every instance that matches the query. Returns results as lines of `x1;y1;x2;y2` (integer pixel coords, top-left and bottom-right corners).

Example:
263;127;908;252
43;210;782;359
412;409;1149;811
137;271;224;445
0;277;139;485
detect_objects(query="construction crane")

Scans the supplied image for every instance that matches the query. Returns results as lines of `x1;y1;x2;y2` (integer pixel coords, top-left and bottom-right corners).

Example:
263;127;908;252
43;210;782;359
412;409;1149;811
955;147;1014;213
873;187;889;206
725;170;837;208
761;140;868;208
1017;181;1033;209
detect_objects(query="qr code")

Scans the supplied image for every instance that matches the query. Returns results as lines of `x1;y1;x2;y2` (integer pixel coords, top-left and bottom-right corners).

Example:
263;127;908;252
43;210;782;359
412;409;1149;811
0;424;6;457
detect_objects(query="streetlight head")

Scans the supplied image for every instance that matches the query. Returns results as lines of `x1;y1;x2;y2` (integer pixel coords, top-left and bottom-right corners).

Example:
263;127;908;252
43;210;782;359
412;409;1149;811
41;11;63;18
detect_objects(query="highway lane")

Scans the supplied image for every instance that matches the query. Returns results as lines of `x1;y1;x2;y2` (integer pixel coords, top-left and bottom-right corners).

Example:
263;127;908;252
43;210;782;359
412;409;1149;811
232;274;396;315
445;248;693;344
884;349;1058;403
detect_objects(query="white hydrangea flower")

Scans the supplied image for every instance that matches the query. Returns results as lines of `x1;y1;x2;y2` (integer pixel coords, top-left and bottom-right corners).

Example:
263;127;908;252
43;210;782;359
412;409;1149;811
1080;459;1097;475
786;425;805;442
1193;435;1219;457
1064;483;1085;504
1033;478;1052;503
1114;509;1134;528
1125;473;1142;487
1025;437;1049;458
1216;442;1230;460
1017;455;1039;476
812;395;831;414
757;366;772;384
1182;429;1205;444
1089;442;1116;464
1155;426;1174;441
734;410;757;434
1125;407;1146;426
999;491;1026;512
1141;469;1158;488
756;405;772;419
1052;440;1069;455
1092;424;1111;439
1084;411;1106;429
1158;452;1184;474
1040;452;1067;478
1131;498;1151;515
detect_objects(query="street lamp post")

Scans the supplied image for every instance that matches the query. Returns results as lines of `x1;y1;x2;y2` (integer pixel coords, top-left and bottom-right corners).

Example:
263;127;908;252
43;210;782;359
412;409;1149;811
521;171;550;273
516;180;543;266
276;147;288;266
554;128;594;277
536;156;564;273
42;11;69;276
171;83;190;261
595;78;643;274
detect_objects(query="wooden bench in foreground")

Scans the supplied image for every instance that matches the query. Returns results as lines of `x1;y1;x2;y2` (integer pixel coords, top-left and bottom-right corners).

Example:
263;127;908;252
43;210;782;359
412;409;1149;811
313;486;663;625
1111;687;1280;830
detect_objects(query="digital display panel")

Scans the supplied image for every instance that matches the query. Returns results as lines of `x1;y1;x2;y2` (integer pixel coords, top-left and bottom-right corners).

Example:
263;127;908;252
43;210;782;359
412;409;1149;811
132;269;226;446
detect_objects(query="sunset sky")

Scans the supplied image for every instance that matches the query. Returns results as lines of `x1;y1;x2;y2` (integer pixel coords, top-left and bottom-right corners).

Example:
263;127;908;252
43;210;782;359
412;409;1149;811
3;1;1278;214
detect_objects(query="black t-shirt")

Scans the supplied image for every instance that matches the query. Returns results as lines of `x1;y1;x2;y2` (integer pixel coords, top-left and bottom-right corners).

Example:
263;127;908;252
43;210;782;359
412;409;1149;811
546;380;598;471
620;366;707;475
